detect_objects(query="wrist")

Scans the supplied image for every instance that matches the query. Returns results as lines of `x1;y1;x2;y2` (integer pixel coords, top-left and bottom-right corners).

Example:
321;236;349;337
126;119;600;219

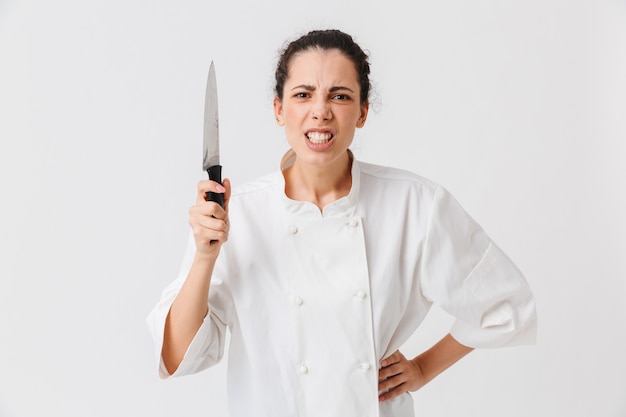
194;244;221;261
411;356;431;384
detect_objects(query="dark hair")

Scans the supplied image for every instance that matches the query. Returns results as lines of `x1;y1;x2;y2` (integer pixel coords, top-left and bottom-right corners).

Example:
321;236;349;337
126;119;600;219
274;29;371;105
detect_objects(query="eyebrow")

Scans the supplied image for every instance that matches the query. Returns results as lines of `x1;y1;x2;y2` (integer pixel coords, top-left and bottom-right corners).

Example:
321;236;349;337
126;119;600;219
290;84;355;93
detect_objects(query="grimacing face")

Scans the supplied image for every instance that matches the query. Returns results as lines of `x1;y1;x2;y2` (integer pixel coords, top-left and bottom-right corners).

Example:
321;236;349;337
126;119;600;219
274;48;368;170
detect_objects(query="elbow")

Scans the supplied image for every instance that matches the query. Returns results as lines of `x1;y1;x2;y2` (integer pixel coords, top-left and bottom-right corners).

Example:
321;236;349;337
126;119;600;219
161;344;183;376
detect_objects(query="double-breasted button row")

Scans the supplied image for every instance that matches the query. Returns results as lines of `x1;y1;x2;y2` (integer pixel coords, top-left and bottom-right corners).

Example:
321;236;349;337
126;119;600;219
298;363;309;374
359;362;372;371
347;218;359;228
354;290;367;299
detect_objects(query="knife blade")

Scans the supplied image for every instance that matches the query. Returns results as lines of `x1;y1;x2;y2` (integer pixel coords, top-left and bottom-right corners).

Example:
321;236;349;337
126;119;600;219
203;61;224;207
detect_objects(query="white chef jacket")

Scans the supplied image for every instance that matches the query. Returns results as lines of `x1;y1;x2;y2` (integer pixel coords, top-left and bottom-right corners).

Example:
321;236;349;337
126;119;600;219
147;150;537;417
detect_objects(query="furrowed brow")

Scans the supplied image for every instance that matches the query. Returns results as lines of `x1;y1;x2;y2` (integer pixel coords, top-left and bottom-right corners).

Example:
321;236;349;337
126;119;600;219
291;84;316;91
289;85;355;93
329;86;355;93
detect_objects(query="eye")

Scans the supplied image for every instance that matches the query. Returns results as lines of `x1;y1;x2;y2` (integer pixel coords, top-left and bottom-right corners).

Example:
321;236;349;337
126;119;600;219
331;94;351;101
293;92;310;99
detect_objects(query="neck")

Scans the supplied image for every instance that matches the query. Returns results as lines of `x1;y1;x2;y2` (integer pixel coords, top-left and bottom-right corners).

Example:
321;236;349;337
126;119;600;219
284;151;353;210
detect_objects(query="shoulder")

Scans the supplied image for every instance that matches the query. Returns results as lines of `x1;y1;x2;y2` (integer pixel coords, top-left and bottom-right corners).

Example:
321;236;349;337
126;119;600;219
230;171;283;199
356;160;440;194
227;171;285;219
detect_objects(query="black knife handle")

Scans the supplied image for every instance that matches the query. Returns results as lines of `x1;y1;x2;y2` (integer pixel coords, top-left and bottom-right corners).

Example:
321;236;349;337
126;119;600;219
205;165;224;208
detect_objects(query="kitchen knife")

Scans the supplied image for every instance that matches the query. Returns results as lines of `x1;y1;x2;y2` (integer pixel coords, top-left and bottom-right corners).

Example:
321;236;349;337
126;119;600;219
203;61;223;207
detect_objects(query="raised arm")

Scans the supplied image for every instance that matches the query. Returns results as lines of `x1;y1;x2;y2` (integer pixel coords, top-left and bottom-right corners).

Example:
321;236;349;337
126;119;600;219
161;178;231;374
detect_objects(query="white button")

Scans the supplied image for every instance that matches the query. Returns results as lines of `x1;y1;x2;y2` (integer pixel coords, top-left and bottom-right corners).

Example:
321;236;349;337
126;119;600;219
354;290;367;299
294;296;304;306
289;225;298;234
347;218;359;227
298;364;309;374
359;363;371;371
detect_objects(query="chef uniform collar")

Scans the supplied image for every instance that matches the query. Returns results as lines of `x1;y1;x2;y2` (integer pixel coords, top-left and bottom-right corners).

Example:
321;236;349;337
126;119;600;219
279;149;360;218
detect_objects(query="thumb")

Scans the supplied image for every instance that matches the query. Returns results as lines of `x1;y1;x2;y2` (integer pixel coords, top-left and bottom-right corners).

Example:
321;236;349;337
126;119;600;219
222;178;232;212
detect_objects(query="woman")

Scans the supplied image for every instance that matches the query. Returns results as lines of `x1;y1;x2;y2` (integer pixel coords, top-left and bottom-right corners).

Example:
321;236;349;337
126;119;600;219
147;29;537;417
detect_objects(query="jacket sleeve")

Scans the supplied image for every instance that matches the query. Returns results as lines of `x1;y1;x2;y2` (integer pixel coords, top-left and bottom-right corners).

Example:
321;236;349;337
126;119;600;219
420;185;537;348
146;232;231;378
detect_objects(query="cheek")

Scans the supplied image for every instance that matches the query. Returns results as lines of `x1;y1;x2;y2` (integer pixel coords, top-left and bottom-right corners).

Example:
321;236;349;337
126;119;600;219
283;108;293;120
345;110;362;126
283;105;304;120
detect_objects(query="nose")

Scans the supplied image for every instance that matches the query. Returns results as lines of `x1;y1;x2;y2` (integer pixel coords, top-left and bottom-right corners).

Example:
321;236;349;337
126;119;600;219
312;98;331;121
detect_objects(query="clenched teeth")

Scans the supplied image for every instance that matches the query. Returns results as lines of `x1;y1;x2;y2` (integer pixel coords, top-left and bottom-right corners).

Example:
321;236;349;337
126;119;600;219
306;132;332;143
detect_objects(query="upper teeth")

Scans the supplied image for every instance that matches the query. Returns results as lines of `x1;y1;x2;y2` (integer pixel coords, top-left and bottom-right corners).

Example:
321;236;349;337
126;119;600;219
307;132;332;143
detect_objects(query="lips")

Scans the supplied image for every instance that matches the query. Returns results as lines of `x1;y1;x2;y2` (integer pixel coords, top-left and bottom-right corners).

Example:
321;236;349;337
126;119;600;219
306;131;333;144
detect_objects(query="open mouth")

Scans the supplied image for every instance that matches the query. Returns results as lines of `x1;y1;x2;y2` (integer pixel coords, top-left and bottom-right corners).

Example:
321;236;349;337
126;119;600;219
306;132;333;144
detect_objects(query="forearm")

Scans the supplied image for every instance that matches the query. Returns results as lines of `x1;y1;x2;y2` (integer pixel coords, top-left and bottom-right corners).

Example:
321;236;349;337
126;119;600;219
162;252;216;374
413;333;473;384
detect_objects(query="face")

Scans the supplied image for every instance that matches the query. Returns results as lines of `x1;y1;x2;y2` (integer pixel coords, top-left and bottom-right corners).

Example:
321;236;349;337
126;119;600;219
273;48;368;169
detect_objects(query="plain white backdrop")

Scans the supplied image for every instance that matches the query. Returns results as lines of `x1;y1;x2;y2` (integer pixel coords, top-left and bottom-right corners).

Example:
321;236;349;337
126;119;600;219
1;0;625;416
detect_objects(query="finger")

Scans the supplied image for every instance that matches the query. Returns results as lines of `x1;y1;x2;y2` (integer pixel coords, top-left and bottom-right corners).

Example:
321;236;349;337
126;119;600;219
190;213;229;241
194;227;229;245
196;179;227;204
379;382;408;402
380;350;402;367
191;213;229;233
378;372;406;394
190;201;228;221
222;178;232;212
378;362;404;381
189;213;229;246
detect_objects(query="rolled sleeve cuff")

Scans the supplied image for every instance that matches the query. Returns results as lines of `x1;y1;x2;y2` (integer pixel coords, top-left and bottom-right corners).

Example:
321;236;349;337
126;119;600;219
449;241;538;349
450;295;537;348
158;309;226;379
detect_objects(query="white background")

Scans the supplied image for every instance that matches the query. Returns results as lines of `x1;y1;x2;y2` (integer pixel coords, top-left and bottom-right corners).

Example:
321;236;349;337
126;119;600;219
1;0;625;416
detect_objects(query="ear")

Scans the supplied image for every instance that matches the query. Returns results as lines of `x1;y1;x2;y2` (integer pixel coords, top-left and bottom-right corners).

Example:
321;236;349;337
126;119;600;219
356;101;369;128
273;96;284;126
